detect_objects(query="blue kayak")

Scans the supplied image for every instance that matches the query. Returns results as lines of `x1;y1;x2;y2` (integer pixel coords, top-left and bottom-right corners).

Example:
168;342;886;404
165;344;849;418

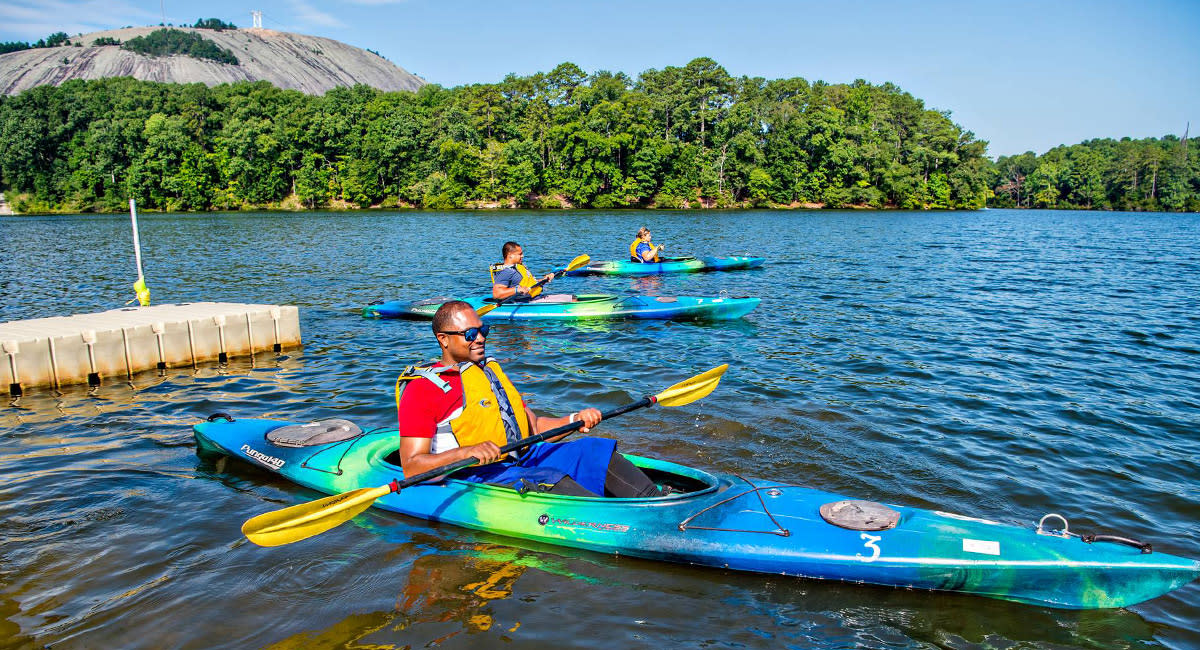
560;256;765;276
363;294;760;321
194;415;1200;610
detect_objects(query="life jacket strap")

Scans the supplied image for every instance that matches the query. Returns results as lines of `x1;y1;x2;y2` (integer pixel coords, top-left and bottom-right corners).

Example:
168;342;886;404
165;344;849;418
488;263;508;283
395;363;455;414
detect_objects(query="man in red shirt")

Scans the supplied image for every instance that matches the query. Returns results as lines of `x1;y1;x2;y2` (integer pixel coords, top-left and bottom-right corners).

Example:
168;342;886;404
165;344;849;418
396;301;662;497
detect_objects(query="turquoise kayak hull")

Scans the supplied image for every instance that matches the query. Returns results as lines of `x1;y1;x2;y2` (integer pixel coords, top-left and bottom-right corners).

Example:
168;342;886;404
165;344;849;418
561;256;765;276
194;416;1200;610
363;294;760;321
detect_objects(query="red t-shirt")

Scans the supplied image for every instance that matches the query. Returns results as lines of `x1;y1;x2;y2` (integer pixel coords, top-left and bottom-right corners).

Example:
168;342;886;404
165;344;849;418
396;363;527;439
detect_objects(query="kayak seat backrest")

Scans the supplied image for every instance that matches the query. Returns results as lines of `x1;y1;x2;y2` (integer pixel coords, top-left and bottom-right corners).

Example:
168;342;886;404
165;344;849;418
266;419;363;448
640;466;713;494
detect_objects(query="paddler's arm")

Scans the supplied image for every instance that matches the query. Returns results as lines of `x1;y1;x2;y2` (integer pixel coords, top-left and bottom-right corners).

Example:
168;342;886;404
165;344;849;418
637;244;659;262
529;406;602;441
399;436;501;476
491;282;532;300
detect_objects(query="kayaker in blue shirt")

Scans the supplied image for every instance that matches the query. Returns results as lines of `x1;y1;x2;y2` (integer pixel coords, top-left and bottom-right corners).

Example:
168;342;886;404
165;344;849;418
394;301;664;498
490;241;572;303
630;227;664;262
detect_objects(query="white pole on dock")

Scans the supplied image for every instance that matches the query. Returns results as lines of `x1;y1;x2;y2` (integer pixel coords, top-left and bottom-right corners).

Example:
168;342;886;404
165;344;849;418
130;199;151;306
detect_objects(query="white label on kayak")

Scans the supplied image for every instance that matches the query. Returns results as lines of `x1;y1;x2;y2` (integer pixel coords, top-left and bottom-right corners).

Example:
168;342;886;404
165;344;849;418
963;538;1000;555
241;444;285;470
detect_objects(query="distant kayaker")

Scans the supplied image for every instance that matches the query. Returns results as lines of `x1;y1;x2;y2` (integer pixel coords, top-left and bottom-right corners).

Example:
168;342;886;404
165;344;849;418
490;241;555;302
629;227;663;263
395;301;665;498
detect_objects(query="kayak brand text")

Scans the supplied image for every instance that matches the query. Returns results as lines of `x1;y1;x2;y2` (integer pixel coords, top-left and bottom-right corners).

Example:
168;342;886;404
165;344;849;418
538;513;629;533
241;444;286;470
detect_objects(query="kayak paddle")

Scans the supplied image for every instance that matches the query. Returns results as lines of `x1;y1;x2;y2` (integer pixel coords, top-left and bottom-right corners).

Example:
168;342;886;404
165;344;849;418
476;254;590;316
241;363;729;547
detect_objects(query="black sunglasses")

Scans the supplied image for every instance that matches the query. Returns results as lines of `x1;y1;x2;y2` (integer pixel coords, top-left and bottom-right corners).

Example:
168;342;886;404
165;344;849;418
437;324;490;341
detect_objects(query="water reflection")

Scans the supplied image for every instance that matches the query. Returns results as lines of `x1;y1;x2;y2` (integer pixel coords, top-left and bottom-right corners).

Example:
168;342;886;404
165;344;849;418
264;508;1166;650
629;275;664;293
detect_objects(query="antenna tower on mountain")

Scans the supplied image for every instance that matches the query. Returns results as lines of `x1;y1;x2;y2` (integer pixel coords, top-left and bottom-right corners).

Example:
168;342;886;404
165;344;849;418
1183;122;1189;164
252;11;263;29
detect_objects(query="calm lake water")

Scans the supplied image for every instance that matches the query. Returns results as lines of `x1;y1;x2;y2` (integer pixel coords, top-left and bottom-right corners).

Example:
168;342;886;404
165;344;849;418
1;208;1197;649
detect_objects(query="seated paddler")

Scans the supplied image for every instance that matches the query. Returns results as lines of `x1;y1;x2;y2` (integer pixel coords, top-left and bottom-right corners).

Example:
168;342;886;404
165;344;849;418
490;241;573;303
395;301;665;498
630;227;663;263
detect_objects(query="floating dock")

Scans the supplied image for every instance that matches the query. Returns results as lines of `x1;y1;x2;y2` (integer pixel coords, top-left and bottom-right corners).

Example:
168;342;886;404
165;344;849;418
0;302;301;396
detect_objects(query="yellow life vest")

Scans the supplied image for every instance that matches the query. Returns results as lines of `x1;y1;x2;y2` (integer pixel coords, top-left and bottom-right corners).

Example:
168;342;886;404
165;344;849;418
629;238;658;263
395;358;531;462
489;263;542;298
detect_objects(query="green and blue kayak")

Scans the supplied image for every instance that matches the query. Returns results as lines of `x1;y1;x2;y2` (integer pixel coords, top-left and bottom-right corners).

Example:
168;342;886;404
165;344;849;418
560;256;765;276
194;415;1200;610
363;294;760;321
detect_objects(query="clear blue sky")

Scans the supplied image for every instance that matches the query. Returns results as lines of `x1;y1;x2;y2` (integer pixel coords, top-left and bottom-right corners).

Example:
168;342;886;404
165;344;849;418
2;0;1196;157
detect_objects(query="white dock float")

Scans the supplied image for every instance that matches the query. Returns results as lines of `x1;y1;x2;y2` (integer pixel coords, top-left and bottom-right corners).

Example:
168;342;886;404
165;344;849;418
0;302;301;395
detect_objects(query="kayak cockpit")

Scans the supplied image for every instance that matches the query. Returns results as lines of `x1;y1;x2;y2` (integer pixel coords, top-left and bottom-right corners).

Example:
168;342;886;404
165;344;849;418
378;449;720;498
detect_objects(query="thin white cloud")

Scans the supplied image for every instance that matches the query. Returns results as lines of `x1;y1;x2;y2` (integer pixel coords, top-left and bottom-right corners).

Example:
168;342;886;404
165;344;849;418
0;0;156;40
289;0;347;29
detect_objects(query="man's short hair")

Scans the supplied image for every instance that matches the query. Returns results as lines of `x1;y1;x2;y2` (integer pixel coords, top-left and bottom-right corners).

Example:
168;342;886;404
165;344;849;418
501;241;521;259
432;300;473;335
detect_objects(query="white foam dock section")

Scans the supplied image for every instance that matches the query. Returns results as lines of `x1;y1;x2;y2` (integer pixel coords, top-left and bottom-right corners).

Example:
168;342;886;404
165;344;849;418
0;302;301;395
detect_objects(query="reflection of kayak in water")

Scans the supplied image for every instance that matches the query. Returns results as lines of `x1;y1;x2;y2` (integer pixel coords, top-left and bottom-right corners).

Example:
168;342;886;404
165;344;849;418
195;416;1200;610
363;294;761;321
557;256;765;276
402;544;526;633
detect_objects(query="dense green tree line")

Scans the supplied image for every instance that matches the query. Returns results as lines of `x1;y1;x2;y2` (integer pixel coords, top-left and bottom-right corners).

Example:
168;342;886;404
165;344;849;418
193;18;238;31
989;137;1199;211
0;59;995;212
0;32;70;55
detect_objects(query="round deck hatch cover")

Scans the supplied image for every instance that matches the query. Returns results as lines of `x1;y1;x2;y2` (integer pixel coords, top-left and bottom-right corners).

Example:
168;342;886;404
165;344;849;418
819;500;900;531
266;419;362;447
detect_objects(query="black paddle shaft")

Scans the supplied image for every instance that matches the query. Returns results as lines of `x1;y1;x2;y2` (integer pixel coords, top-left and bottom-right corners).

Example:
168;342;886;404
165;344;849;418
390;396;656;493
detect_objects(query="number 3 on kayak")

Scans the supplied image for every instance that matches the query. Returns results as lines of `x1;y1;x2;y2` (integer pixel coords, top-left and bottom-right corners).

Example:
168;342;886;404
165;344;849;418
858;533;882;562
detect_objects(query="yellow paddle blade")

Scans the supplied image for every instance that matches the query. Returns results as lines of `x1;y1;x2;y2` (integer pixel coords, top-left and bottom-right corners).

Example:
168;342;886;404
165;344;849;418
654;364;728;407
562;253;591;272
241;484;392;547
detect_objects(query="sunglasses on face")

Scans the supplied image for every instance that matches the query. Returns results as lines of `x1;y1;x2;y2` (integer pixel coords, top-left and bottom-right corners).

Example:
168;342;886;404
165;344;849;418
437;324;490;341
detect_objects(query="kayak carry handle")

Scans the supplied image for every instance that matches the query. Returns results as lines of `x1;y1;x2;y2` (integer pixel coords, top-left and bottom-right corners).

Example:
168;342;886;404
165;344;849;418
1081;534;1153;554
206;412;235;422
1036;513;1070;537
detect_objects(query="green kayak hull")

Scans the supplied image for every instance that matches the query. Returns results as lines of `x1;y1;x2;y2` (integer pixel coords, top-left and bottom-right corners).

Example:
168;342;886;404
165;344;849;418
364;294;760;321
